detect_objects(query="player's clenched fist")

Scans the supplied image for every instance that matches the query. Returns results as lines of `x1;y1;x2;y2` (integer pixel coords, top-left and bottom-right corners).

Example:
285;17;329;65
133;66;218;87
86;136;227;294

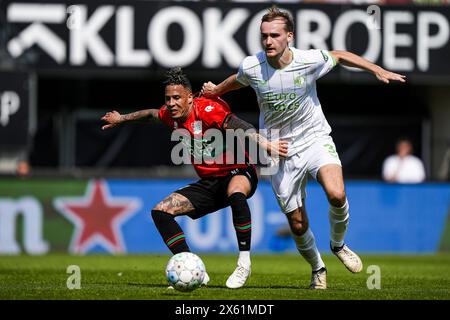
101;110;122;130
269;140;289;159
201;81;217;97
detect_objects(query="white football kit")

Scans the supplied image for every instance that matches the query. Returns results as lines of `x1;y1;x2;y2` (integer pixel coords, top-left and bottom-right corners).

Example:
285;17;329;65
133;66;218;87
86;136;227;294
237;48;342;213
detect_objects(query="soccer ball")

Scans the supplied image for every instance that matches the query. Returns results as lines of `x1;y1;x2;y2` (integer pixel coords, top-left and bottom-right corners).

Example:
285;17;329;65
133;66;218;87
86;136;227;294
165;252;206;292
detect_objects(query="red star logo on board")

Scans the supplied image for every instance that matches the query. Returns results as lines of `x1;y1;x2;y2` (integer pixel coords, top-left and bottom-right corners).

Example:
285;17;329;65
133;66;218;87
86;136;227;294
54;180;141;254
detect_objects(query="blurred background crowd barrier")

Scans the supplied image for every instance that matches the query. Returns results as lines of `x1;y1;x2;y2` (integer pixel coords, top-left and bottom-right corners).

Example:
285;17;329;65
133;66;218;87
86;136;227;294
0;178;449;255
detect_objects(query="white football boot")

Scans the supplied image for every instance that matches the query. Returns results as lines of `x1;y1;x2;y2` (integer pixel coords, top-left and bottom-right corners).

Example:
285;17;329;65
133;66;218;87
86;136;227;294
309;267;327;290
201;272;210;286
331;243;363;273
226;265;251;289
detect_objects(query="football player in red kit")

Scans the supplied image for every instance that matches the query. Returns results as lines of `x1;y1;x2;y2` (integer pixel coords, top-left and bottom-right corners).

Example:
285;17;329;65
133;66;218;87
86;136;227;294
101;67;287;289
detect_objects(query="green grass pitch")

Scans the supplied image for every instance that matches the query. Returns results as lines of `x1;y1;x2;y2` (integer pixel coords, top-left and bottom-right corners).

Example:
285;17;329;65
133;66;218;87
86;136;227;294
0;254;449;300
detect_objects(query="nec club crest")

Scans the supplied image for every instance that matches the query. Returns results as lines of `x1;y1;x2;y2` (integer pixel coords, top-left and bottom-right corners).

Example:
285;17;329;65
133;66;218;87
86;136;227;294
54;180;141;254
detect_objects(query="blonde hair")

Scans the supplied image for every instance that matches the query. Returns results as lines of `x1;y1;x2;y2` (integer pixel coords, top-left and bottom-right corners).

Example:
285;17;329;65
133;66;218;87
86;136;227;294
261;5;294;33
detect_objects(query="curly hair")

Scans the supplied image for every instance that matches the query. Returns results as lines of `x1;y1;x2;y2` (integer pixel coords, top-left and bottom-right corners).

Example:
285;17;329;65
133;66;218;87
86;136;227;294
164;67;192;91
261;5;294;33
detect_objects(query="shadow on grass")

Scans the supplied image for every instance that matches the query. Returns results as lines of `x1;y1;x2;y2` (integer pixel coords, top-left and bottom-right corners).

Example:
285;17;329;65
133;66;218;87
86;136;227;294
127;282;307;290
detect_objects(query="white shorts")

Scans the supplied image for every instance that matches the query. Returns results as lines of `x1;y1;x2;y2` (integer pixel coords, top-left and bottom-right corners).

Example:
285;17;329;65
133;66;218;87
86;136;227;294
270;136;342;214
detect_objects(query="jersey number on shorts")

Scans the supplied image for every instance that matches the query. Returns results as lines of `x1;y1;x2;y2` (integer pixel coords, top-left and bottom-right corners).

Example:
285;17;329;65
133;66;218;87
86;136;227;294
324;144;338;158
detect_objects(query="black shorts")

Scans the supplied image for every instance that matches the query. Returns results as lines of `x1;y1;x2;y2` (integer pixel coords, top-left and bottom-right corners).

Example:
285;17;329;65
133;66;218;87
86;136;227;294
174;166;258;220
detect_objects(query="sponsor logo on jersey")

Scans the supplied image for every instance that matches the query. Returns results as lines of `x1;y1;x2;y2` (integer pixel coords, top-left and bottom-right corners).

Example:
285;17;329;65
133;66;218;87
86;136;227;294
191;121;202;134
263;92;301;112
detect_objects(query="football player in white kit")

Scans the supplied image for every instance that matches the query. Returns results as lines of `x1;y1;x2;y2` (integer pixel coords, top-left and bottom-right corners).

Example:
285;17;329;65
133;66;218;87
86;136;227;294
202;6;406;289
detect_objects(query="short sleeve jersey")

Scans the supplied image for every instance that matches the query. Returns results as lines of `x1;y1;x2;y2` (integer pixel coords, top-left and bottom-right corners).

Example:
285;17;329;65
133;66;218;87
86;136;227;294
159;96;251;178
382;155;426;183
237;48;336;155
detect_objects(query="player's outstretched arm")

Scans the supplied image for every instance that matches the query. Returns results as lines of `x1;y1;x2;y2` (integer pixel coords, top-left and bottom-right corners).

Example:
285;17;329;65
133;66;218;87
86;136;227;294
224;114;288;158
101;109;160;130
330;50;406;84
201;74;244;97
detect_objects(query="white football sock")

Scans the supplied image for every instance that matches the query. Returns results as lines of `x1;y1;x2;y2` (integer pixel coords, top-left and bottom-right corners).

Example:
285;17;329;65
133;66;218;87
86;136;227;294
238;251;251;269
329;199;349;249
293;227;325;271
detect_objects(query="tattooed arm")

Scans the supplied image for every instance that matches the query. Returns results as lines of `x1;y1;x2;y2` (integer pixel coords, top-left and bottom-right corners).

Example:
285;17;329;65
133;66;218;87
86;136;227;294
101;109;160;130
224;114;288;158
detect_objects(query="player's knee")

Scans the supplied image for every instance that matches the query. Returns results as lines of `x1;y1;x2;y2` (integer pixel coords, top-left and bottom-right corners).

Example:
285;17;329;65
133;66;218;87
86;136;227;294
227;191;247;201
153;202;178;215
290;220;309;236
327;189;346;207
227;187;248;197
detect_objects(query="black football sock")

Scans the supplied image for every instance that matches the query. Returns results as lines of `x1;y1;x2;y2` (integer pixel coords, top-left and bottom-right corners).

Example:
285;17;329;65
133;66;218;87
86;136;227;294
151;210;190;254
228;192;252;251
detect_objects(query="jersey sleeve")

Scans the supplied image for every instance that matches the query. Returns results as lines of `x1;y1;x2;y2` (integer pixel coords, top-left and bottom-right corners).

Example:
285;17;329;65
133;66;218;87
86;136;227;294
303;49;337;80
158;105;172;127
201;98;232;129
236;58;250;86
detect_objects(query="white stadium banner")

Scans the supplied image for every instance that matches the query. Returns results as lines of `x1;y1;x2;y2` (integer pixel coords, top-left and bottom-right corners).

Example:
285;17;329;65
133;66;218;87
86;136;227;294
1;1;450;81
